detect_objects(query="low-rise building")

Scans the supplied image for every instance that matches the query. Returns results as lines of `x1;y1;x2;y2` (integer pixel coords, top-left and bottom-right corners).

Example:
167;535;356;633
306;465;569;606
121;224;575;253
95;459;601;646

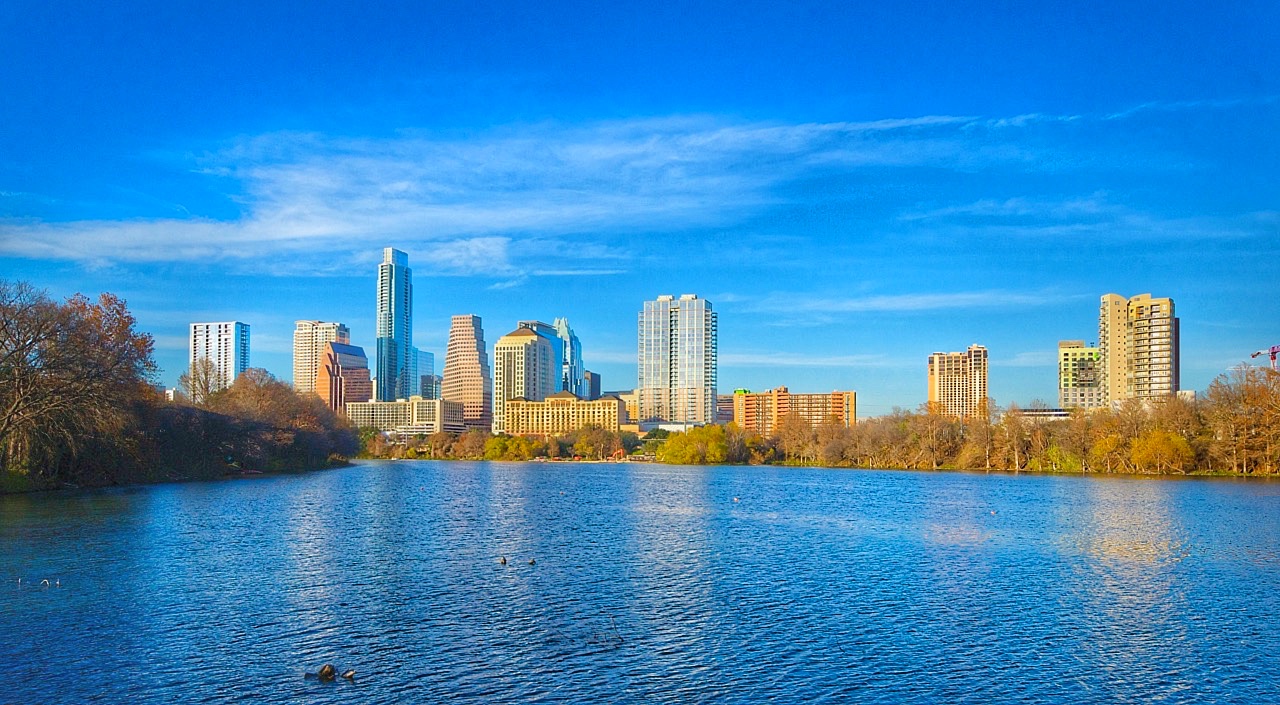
732;387;857;436
505;391;626;435
346;396;466;434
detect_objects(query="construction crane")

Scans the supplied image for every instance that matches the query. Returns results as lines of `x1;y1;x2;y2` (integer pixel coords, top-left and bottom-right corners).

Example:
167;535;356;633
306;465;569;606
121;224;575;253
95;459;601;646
1252;345;1280;370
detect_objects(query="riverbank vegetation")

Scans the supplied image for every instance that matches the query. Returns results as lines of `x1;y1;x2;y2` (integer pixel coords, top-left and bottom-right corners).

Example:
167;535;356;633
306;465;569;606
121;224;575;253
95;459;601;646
362;425;643;461
658;367;1280;475
0;281;357;492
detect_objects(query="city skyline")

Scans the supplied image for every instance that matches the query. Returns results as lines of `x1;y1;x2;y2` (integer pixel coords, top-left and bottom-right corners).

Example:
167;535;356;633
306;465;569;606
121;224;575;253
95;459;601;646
2;3;1277;415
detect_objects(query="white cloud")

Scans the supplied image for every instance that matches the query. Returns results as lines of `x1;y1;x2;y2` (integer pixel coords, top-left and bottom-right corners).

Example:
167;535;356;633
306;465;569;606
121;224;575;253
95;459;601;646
2;100;1271;272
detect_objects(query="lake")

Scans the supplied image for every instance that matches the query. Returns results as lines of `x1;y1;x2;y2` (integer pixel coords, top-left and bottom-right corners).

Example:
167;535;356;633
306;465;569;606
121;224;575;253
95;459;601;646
2;461;1278;703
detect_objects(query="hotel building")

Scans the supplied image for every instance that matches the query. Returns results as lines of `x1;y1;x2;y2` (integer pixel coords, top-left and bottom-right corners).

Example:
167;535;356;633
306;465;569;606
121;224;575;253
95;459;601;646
505;392;627;435
441;314;493;430
345;396;466;435
1058;340;1104;409
315;341;373;414
637;294;718;425
1099;293;1179;402
376;248;413;401
927;344;988;418
190;321;250;392
292;320;350;394
492;327;556;434
732;387;857;437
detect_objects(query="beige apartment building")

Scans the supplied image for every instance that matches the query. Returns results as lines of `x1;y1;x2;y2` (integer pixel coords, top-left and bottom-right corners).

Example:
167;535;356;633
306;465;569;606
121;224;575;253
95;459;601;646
1058;340;1103;409
504;391;627;435
732;387;857;437
1099;293;1179;403
927;344;988;418
346;396;466;435
441;314;493;430
293;320;350;394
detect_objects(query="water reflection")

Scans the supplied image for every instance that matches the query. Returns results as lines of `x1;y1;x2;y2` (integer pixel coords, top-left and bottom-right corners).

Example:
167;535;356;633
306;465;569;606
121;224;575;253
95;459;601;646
3;464;1280;704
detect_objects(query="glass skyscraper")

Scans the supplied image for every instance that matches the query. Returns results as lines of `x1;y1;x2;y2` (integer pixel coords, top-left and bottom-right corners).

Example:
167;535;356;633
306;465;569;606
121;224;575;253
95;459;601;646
376;248;413;401
637;294;717;425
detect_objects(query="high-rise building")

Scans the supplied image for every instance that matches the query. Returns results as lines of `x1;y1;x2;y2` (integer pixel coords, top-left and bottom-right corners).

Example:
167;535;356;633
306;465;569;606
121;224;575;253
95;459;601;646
442;314;493;430
376;248;413;401
492;327;556;434
1058;340;1103;409
414;350;435;397
582;370;601;400
516;318;585;395
732;387;857;436
927;344;988;418
292;321;350;394
637;294;718;425
190;321;250;392
1099;293;1179;403
316;341;373;413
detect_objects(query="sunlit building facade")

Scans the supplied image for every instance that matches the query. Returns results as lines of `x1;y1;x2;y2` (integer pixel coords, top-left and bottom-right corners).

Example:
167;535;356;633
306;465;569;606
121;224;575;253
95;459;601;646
345;396;466;435
316;341;373;414
1058;340;1103;409
441;314;493;430
492;327;556;434
504;391;626;435
1099;293;1179;403
637;294;717;425
292;320;350;394
732;387;857;437
190;321;250;392
927;344;988;418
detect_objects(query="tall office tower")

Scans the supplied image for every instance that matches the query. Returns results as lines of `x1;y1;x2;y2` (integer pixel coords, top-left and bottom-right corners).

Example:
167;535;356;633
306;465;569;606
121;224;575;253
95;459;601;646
927;344;988;418
1058;340;1103;409
292;321;350;394
376;248;413;401
190;321;250;392
516;318;586;395
637;294;718;425
442;314;493;430
1099;293;1179;402
492;327;556;433
414;350;435;398
554;318;585;395
582;370;601;401
315;341;373;413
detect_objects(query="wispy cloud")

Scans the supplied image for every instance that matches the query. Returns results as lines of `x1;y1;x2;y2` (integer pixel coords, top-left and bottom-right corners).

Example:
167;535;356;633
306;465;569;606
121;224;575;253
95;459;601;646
720;351;898;368
753;290;1062;314
1;98;1272;273
1003;351;1057;368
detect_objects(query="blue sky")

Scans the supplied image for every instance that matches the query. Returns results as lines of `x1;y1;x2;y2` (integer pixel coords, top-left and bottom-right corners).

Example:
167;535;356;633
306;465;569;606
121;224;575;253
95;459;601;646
2;1;1277;415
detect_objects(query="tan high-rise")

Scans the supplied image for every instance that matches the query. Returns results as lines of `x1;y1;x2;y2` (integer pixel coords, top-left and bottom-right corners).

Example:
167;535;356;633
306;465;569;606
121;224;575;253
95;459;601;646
927;344;988;418
492;327;556;434
442;314;493;430
1098;293;1179;403
293;320;350;393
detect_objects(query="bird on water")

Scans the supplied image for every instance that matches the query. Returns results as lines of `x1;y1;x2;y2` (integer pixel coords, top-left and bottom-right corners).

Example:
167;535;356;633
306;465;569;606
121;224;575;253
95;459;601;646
499;556;507;565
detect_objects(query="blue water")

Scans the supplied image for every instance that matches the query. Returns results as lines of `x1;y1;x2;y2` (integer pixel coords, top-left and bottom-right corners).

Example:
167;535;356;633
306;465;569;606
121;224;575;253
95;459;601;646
2;461;1279;703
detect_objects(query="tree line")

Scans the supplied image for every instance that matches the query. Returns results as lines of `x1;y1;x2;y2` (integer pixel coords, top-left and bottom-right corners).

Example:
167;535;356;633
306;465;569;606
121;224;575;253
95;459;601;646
0;280;357;491
362;425;644;461
657;366;1280;475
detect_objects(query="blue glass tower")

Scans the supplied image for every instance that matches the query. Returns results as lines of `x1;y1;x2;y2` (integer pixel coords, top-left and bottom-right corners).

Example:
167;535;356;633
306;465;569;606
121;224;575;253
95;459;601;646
376;248;412;401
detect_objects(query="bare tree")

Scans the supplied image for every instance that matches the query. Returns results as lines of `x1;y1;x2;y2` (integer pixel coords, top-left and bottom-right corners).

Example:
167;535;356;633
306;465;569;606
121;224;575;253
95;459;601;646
0;281;156;475
180;356;220;406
